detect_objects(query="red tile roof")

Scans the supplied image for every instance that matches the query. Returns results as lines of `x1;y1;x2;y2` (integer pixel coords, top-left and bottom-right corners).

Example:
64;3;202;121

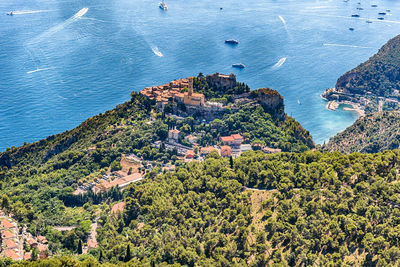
2;230;13;239
220;136;234;142
220;146;232;156
23;252;32;261
231;134;243;140
2;219;14;229
4;249;20;260
5;239;17;249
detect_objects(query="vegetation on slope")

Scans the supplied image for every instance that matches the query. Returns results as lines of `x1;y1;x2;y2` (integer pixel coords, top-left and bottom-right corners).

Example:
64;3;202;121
323;111;400;154
93;150;400;266
336;34;400;98
0;77;313;258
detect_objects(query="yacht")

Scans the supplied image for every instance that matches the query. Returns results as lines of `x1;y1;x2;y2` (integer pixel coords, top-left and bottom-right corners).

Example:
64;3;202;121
159;0;168;10
349;27;355;31
378;12;386;15
232;63;246;69
225;39;239;45
351;14;360;17
6;11;13;16
377;17;384;20
371;4;378;7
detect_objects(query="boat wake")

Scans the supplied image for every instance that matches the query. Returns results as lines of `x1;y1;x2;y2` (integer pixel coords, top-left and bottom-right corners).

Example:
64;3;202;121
28;7;89;44
26;67;56;74
323;43;373;49
151;46;164;57
278;15;292;41
271;57;287;70
279;15;287;25
11;10;52;15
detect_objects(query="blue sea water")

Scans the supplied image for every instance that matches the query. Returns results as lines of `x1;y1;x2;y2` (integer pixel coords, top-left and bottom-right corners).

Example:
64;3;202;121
1;0;400;151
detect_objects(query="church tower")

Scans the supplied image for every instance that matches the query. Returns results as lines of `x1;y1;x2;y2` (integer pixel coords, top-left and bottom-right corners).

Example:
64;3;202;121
188;78;193;96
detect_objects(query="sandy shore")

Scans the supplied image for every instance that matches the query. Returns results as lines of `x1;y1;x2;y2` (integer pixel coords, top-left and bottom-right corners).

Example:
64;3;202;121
321;94;365;117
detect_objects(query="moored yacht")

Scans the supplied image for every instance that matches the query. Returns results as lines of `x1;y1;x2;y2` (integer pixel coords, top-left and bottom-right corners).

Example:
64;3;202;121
159;0;168;10
232;63;246;69
225;39;239;45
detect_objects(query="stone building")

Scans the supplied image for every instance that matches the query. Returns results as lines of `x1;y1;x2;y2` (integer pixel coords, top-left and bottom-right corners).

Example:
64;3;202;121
168;128;181;142
184;79;205;106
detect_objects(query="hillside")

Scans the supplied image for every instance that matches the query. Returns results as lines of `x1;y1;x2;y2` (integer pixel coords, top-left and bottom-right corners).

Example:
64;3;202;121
0;73;314;262
322;34;400;113
9;150;400;266
323;111;400;154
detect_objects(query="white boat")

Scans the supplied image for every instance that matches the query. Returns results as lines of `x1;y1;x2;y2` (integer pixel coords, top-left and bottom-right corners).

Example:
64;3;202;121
6;11;13;16
159;0;168;10
232;63;246;69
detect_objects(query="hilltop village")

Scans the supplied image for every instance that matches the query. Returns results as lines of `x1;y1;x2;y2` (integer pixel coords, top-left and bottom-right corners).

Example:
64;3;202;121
73;73;285;197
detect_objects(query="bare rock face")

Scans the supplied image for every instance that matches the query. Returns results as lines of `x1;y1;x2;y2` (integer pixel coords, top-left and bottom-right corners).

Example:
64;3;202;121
256;88;284;113
206;73;236;91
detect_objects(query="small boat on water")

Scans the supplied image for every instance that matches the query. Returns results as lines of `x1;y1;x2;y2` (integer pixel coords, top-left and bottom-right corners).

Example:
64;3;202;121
378;12;386;15
366;20;372;23
6;11;13;16
377;17;384;20
225;39;239;45
232;63;246;69
351;14;360;17
297;99;301;105
349;27;355;31
356;7;364;10
159;0;168;10
371;4;378;7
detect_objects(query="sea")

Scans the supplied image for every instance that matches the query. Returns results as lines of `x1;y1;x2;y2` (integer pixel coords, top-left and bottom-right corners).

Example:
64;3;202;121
1;0;400;151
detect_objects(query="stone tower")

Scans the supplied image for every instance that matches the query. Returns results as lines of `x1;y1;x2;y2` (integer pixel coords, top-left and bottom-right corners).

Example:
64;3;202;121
188;78;193;96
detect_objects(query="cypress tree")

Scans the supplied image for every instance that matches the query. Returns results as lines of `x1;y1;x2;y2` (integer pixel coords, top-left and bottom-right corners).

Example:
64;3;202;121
230;156;234;168
99;250;104;262
124;244;131;262
77;239;83;254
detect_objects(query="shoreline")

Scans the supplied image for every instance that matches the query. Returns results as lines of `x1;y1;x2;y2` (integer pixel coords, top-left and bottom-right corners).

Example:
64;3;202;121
321;93;365;117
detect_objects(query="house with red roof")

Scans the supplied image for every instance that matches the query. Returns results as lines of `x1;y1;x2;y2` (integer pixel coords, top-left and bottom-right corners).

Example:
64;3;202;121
220;134;243;147
1;230;14;240
220;146;232;157
5;239;17;249
1;218;16;229
4;249;20;260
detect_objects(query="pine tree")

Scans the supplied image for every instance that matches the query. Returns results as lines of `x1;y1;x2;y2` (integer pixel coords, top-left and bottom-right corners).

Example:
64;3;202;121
77;239;83;254
124;244;131;262
230;156;234;168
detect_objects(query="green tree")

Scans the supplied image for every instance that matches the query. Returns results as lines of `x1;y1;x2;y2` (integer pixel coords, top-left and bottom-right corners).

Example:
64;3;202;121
77;239;83;254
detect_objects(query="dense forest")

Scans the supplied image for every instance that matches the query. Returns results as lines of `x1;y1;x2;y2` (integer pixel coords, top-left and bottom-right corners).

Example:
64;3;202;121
7;150;400;266
324;110;400;154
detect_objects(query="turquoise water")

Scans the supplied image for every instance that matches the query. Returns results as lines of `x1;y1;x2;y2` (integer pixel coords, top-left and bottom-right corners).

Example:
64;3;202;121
1;0;400;151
